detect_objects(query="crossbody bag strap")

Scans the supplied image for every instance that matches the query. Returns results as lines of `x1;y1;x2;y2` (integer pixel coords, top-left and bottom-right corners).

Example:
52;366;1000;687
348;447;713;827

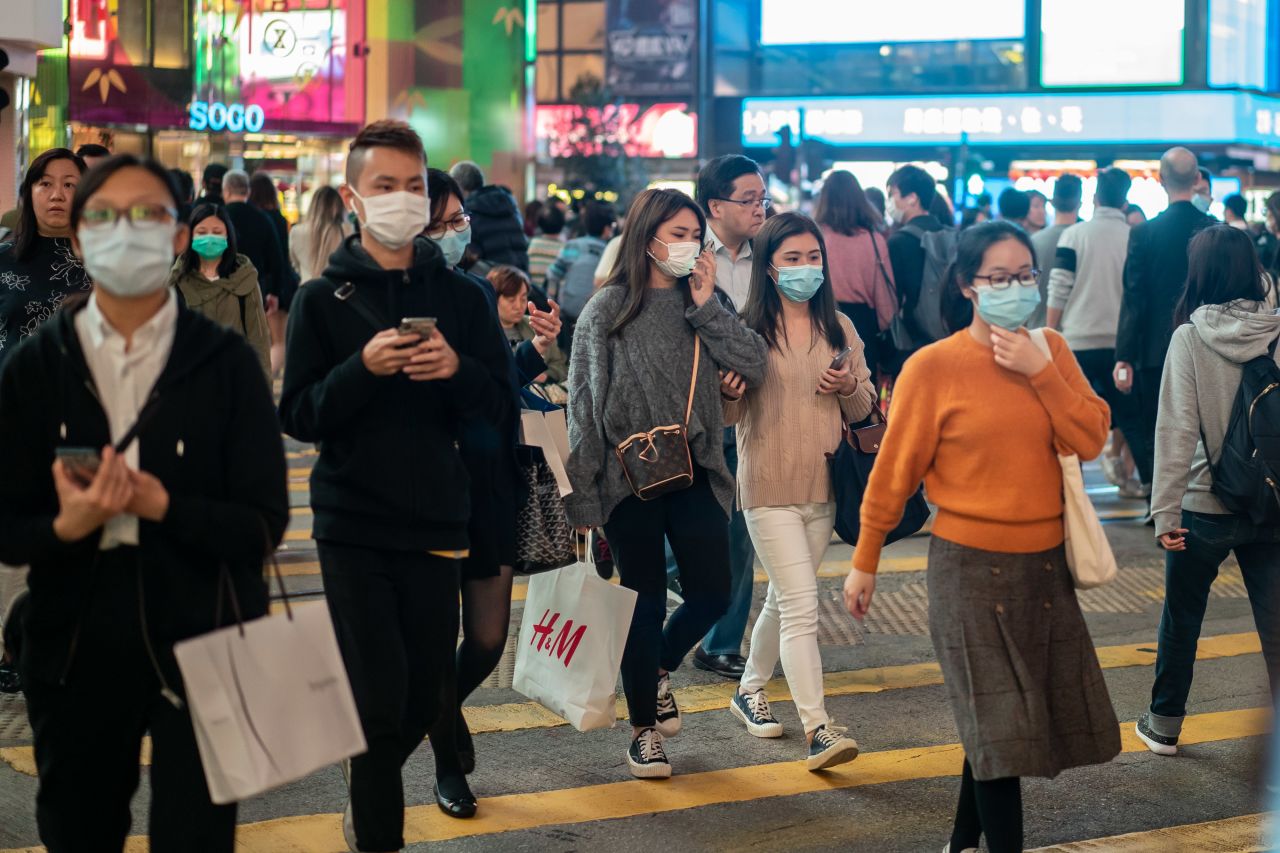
684;336;701;426
333;281;392;332
869;230;893;294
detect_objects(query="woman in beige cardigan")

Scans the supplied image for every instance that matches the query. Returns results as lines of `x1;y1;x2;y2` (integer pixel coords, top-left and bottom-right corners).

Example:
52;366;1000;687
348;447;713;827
723;212;876;770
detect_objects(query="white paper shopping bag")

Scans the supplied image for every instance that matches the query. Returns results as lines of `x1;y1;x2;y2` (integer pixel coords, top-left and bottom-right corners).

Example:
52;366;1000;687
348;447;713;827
512;560;637;731
174;601;366;804
521;410;573;496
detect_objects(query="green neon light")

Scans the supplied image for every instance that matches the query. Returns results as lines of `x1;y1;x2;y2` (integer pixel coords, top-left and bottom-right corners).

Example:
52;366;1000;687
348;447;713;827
525;0;537;62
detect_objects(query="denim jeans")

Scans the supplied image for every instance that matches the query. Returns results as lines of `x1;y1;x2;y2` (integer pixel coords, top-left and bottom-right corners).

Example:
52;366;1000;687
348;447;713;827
1150;510;1280;729
700;431;758;656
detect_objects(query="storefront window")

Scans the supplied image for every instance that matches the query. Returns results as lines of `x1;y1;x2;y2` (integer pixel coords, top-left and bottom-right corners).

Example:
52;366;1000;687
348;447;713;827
154;0;192;70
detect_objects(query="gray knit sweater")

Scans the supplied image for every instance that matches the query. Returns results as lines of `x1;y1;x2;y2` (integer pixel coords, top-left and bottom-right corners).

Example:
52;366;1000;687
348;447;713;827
565;286;768;528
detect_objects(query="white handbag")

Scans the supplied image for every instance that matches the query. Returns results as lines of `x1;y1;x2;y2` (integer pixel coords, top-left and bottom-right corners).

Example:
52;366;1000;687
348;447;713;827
174;566;366;804
513;555;638;731
1030;329;1118;590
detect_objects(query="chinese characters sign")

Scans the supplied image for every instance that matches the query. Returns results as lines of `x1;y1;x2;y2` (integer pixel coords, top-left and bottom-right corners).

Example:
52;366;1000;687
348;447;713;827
605;0;697;97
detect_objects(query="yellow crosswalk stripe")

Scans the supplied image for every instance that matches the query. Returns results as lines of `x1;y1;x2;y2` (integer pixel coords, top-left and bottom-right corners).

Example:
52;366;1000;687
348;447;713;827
1027;812;1265;852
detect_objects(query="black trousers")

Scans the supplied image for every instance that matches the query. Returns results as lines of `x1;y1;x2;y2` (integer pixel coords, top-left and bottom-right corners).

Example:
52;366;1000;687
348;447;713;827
22;551;234;853
838;301;882;381
603;467;731;728
1127;364;1164;487
1074;347;1146;476
318;542;461;853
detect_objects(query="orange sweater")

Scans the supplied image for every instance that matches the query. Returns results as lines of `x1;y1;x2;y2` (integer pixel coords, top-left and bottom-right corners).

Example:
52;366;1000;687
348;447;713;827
851;328;1110;573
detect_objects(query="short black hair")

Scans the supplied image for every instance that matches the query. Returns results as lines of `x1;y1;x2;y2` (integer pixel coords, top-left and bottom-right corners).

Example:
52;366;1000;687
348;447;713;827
202;162;228;193
1095;167;1133;210
696;154;762;215
75;143;110;160
182;202;240;279
71;154;182;230
1223;193;1248;219
887;165;936;211
997;187;1030;221
426;167;464;227
942;221;1037;333
346;119;427;186
1052;175;1084;211
537;204;566;236
582;202;617;238
1198;166;1212;186
168;168;195;204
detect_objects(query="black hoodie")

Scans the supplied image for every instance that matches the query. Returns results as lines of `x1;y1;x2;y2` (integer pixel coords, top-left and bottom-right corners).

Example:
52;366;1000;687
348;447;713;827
0;299;289;684
278;235;512;552
465;185;530;272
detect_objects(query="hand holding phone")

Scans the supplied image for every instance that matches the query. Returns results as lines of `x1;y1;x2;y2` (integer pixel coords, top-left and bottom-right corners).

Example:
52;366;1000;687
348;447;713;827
51;446;134;542
398;317;437;340
817;347;855;394
829;347;854;371
56;447;102;486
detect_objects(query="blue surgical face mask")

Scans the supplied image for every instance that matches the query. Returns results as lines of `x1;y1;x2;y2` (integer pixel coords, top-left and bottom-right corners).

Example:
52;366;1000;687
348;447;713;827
1191;193;1212;214
431;225;472;269
772;264;824;302
974;283;1041;330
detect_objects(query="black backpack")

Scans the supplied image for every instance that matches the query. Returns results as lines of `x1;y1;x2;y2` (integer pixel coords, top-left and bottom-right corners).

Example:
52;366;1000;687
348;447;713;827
1206;339;1280;525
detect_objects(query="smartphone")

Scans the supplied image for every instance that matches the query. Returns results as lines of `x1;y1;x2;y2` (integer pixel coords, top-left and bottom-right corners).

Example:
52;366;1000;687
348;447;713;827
56;447;101;484
398;317;437;339
829;347;854;370
1117;367;1130;383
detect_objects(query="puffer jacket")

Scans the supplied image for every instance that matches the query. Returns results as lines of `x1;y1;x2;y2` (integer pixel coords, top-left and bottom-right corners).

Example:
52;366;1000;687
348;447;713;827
465;185;530;272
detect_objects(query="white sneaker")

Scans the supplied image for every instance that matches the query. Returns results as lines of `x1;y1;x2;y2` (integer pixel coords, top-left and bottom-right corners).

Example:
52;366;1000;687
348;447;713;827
628;727;673;779
730;689;784;738
942;845;979;853
1118;478;1151;499
1100;453;1126;487
655;673;682;737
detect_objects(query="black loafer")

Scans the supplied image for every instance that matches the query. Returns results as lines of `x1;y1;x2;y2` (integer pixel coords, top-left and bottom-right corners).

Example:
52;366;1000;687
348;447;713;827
434;780;477;819
693;647;746;678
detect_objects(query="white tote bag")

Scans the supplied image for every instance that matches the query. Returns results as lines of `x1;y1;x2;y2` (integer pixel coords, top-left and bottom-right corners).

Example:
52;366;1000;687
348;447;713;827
174;572;366;804
1030;329;1118;590
513;558;637;731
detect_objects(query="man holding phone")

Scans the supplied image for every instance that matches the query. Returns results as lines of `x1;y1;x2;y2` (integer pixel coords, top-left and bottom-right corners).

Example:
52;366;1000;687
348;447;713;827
279;120;512;853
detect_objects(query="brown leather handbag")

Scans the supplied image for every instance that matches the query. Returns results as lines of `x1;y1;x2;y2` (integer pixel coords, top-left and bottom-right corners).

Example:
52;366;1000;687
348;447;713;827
614;337;700;500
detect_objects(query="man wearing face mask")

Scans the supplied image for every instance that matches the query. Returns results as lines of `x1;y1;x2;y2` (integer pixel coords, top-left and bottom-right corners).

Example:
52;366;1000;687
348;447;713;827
279;121;513;853
546;201;616;358
885;164;955;372
1114;148;1214;504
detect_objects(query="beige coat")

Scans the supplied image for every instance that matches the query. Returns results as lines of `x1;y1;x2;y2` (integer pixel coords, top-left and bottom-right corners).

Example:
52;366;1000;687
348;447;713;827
168;255;272;379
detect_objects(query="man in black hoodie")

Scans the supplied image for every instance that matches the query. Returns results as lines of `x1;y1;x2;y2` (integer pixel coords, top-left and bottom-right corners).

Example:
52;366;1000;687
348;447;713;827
279;121;512;852
450;160;530;272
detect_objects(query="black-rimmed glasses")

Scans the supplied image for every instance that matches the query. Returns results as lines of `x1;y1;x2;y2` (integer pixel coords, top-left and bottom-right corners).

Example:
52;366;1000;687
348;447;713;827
972;270;1041;289
426;212;471;239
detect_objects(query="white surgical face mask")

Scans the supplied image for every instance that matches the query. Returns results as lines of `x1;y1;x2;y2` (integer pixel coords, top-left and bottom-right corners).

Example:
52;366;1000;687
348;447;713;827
350;189;429;251
649;236;700;278
77;219;176;297
885;196;903;226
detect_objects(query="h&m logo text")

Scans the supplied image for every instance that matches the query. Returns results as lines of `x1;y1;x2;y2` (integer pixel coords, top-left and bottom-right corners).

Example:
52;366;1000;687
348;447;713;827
530;610;587;667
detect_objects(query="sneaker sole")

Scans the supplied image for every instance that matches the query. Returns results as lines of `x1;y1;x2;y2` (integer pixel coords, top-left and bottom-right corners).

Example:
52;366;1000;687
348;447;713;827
729;699;784;738
1135;723;1177;756
655;717;682;738
807;741;860;771
628;757;673;779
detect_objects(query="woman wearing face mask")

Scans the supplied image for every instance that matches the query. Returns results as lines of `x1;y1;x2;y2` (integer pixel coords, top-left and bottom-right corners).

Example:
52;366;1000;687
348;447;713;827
843;221;1118;853
724;213;874;769
167;203;271;380
0;148;91;368
565;188;767;779
0;154;288;852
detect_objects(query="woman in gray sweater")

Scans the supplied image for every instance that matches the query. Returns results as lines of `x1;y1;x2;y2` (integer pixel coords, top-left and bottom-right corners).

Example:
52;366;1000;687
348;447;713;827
1140;225;1280;757
565;188;767;779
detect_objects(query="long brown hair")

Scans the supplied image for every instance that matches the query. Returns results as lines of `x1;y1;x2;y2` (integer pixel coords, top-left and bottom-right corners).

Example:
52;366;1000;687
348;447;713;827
603;188;707;335
742;212;844;352
304;186;346;280
813;170;883;236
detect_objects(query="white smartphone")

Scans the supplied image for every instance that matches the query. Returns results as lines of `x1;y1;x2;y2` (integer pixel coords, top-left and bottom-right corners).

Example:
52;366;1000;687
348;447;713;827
1117;367;1130;382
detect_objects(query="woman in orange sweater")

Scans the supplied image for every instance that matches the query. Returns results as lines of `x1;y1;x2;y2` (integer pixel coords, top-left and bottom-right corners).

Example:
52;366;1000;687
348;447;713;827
843;221;1120;853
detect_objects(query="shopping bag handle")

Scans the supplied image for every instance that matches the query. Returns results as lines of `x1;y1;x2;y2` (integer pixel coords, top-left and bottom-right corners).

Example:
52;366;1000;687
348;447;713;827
215;514;292;635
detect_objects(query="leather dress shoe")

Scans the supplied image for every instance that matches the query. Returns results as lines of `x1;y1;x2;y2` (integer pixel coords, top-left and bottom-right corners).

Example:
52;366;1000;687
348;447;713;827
434;780;477;819
693;647;746;678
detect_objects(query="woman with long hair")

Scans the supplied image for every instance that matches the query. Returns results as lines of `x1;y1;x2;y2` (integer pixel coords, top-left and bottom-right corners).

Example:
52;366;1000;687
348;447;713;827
565;188;767;778
724;212;874;770
247;171;296;374
166;202;271;379
813;171;896;381
289;185;349;284
1136;225;1280;757
0;148;90;367
844;221;1119;852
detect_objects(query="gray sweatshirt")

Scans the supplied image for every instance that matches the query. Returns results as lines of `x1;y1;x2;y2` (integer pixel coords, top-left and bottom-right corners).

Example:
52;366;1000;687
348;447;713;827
1151;301;1280;537
1046;207;1130;351
565;286;768;528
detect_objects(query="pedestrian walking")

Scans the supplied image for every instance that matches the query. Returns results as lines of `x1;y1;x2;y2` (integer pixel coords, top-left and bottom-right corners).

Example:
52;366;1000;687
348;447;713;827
884;164;955;372
547;201;615;357
0;153;288;853
997;187;1032;230
1024;189;1048;235
279;121;513;853
1223;194;1250;231
845;221;1120;853
1114;147;1215;499
289;186;352;284
725;212;874;771
450;161;530;272
492;265;568;385
527;204;567;288
249;172;299;374
1029;174;1083;327
166;202;272;380
564;187;767;778
221;170;288;327
1137;225;1280;757
815;170;897;381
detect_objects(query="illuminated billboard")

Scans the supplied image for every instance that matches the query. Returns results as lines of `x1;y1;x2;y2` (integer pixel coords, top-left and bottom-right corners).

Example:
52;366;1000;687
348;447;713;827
760;0;1025;46
536;104;697;159
1041;0;1183;87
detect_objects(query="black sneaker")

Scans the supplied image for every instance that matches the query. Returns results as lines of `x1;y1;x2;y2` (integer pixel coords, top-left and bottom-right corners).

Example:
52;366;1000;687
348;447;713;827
655;673;681;737
807;724;860;771
0;661;20;694
1136;712;1178;756
730;689;783;738
628;727;672;779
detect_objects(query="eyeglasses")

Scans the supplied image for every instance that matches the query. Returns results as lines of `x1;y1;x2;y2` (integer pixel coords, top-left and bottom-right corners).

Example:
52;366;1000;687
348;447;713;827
712;196;772;211
426;213;471;239
973;270;1041;290
80;204;177;230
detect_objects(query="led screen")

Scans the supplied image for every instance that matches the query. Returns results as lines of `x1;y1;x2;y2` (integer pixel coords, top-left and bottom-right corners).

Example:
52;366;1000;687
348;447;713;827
1209;0;1269;90
760;0;1025;46
1041;0;1183;87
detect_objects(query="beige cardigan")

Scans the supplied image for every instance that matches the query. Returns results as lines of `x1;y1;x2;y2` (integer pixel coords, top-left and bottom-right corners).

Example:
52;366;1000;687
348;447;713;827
725;313;877;510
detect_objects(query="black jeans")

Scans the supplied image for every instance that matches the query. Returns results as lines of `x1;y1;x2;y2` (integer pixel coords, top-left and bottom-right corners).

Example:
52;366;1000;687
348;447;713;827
22;550;234;853
603;466;731;728
1151;510;1280;720
1119;364;1164;487
1074;347;1142;453
319;542;461;853
950;758;1022;853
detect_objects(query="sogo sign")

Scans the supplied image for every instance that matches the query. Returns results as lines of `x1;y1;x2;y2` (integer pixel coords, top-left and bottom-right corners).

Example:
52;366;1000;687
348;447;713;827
189;100;266;134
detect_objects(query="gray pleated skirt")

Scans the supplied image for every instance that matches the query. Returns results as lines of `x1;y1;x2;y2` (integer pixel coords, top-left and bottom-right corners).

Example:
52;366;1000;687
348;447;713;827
927;536;1121;781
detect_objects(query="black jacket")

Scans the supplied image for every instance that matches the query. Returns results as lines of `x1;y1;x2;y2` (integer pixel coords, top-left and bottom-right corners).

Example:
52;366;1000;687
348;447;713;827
1116;201;1216;369
0;302;288;683
227;201;288;299
465;185;530;272
279;235;513;552
886;213;945;319
0;235;93;370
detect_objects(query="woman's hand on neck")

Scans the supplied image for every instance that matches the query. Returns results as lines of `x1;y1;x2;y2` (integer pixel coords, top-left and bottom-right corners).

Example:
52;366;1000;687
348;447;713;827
968;312;995;347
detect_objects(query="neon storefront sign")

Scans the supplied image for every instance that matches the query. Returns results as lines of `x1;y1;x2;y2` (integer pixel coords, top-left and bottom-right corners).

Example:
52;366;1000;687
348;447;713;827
189;100;267;134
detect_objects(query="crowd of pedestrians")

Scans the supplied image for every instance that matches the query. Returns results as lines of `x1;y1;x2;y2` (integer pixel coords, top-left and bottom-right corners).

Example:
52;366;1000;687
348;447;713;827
0;123;1277;853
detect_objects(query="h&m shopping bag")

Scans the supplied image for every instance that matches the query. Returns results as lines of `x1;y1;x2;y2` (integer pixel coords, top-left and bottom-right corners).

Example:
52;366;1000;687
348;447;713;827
512;559;637;731
173;568;366;804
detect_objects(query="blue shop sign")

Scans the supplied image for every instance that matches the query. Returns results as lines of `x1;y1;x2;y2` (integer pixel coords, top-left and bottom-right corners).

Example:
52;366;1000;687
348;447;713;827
189;100;267;134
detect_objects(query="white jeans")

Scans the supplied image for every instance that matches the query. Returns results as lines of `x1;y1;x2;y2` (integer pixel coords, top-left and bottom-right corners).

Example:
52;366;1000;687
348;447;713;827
740;502;835;734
